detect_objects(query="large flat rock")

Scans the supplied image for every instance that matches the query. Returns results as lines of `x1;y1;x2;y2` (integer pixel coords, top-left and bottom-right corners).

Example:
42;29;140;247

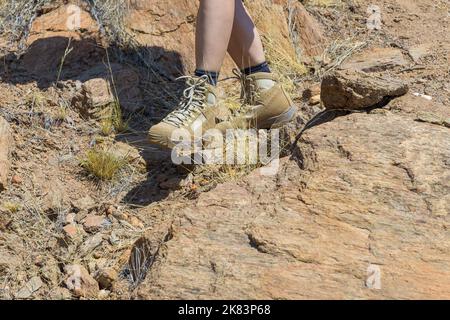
134;96;450;299
341;47;408;72
321;69;408;110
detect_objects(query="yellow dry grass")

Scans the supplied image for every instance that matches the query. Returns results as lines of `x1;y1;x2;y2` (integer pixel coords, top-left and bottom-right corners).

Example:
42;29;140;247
261;33;307;79
81;148;127;181
303;0;344;7
1;201;21;213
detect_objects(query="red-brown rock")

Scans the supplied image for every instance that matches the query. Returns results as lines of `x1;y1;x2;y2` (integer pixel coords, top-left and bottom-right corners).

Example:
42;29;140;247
321;69;409;110
135;94;450;299
82;215;108;233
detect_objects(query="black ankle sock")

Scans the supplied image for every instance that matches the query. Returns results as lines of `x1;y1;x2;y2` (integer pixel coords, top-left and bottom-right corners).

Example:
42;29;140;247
194;69;219;86
241;61;271;75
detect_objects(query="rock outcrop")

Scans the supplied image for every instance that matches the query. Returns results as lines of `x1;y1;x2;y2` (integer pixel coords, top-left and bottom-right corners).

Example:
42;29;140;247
123;0;200;76
277;0;326;58
134;94;450;299
321;69;409;110
73;63;143;115
341;47;408;72
22;3;104;79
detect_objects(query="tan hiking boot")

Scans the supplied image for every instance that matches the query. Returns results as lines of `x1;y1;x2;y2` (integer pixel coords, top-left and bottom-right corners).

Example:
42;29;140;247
222;71;296;130
148;75;220;149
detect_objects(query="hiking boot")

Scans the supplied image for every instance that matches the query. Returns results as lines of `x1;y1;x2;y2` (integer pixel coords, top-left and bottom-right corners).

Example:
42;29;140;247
148;75;220;149
225;71;297;130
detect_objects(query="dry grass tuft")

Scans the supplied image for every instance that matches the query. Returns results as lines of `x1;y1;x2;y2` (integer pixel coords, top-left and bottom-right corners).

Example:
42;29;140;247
203;132;261;184
0;0;50;51
1;201;21;213
261;35;305;99
262;34;307;80
96;100;128;135
100;118;114;136
81;148;127;181
104;50;129;134
302;0;344;8
315;39;367;79
186;127;290;191
87;0;131;47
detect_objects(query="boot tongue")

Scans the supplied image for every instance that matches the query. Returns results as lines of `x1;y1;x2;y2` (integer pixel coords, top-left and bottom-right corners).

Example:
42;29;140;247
205;84;218;106
254;78;275;91
206;91;216;105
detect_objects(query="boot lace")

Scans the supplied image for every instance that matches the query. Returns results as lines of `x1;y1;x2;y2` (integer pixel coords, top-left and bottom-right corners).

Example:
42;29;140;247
163;75;209;127
231;69;261;107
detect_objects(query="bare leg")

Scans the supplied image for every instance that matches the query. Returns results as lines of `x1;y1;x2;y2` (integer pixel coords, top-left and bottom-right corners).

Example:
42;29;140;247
227;0;266;70
195;0;235;72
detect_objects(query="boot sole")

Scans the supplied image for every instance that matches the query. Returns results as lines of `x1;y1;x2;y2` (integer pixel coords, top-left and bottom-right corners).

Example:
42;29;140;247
257;105;297;129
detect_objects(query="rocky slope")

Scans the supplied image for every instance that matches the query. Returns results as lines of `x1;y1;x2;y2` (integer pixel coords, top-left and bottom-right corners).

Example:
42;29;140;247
0;0;449;299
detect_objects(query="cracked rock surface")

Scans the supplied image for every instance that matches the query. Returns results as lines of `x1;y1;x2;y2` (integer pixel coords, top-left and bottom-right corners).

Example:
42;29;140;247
135;94;450;299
